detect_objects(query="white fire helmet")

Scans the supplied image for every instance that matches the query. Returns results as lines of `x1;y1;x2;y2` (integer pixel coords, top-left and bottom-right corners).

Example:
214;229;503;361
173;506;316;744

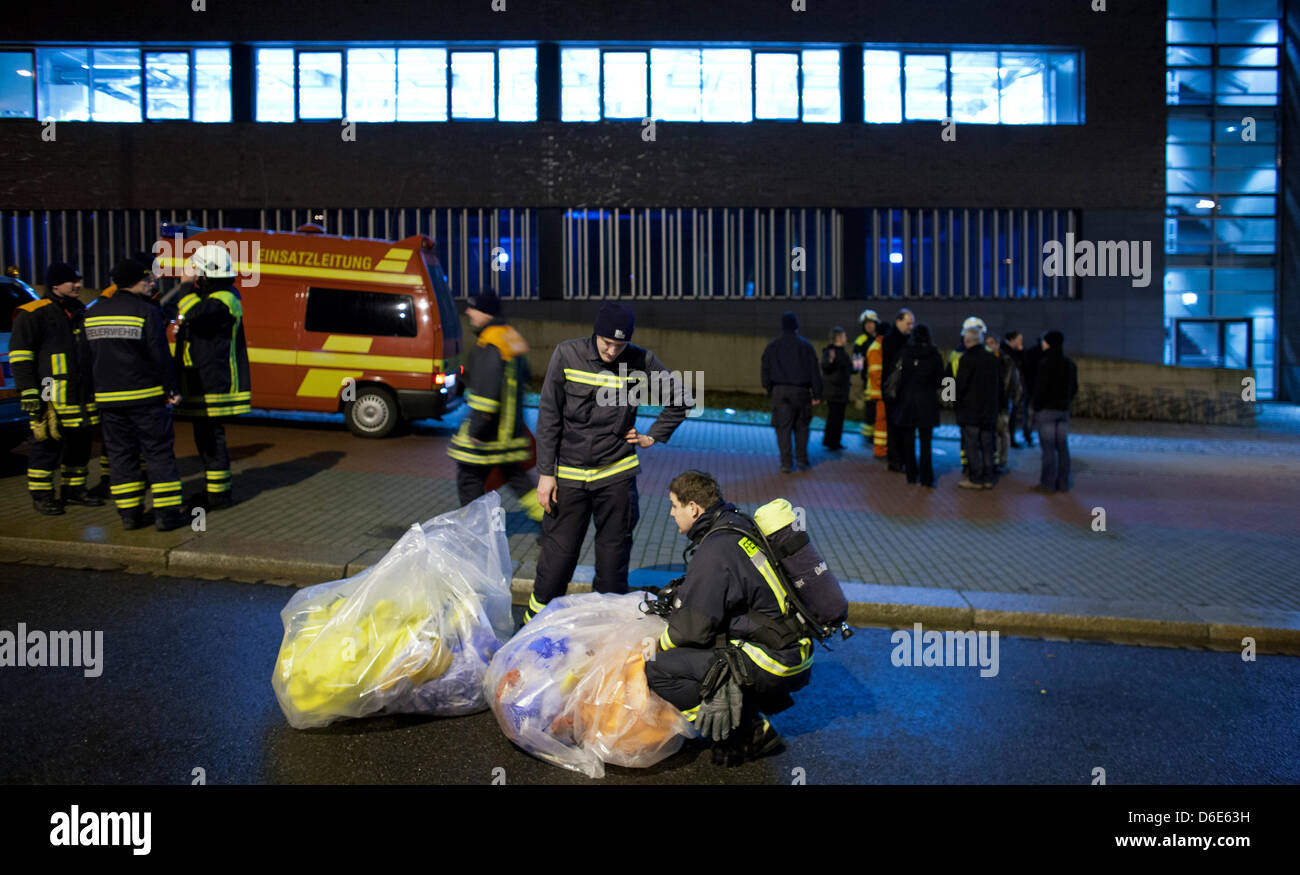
962;316;987;333
858;309;880;325
189;244;237;279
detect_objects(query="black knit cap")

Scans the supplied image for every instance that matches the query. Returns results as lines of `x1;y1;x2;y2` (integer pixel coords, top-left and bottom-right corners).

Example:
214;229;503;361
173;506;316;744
467;291;502;318
1044;330;1065;350
781;311;798;331
111;259;149;290
594;301;634;341
46;262;81;286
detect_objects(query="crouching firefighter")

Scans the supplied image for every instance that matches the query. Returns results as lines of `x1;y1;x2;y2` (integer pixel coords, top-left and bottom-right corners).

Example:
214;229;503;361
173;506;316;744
644;471;851;765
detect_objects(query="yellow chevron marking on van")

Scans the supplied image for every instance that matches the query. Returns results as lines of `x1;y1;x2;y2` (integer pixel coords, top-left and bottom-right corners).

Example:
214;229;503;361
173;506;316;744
248;347;298;365
247;346;433;374
296;368;365;398
297;350;433;373
321;335;373;353
374;260;407;272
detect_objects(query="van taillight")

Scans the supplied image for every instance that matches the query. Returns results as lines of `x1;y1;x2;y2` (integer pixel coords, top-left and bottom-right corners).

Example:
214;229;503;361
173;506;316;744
435;373;445;385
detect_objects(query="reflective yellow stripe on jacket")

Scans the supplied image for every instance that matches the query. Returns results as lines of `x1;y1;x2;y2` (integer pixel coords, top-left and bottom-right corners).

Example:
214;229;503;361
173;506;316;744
555;455;640;483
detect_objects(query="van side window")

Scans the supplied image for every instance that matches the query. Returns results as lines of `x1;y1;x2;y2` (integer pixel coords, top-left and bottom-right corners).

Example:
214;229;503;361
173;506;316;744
305;287;417;338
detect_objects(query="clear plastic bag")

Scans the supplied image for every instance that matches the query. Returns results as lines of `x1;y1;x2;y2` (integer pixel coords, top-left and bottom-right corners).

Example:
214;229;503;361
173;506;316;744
486;591;696;778
273;492;513;729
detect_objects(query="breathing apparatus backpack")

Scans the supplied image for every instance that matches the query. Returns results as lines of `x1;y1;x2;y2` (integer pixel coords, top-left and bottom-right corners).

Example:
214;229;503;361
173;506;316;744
690;499;852;647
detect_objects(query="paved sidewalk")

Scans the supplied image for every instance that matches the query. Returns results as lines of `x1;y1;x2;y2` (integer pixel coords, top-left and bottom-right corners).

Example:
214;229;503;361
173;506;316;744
1;407;1298;654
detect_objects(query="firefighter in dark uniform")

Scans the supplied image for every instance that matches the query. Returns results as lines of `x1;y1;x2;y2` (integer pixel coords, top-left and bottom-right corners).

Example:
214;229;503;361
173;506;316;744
761;311;822;473
85;250;157;497
646;470;811;764
529;302;691;621
85;260;187;531
447;291;543;520
173;245;252;509
9;262;103;514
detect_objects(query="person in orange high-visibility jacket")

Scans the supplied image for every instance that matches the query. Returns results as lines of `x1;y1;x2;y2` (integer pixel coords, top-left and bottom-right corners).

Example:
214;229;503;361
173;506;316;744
866;333;888;458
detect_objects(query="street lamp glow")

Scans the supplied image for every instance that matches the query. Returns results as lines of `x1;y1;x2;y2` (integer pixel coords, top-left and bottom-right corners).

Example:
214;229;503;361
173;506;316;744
889;252;903;264
1195;199;1216;209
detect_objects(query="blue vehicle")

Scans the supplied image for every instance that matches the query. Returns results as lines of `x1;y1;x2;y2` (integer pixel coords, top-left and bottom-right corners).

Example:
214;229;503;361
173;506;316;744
1;274;41;452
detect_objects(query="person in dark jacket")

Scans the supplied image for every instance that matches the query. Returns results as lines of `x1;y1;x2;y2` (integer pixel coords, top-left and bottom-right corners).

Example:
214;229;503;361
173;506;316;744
761;311;822;473
85;260;187;531
1020;334;1044;447
954;325;1002;489
530;302;692;620
447;291;542;520
1001;331;1027;448
880;308;914;472
819;326;852;450
9;262;102;514
890;323;944;488
646;470;810;764
1032;330;1079;493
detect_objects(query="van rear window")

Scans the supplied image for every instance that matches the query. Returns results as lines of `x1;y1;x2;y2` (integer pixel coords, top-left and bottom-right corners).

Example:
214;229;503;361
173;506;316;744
305;287;417;338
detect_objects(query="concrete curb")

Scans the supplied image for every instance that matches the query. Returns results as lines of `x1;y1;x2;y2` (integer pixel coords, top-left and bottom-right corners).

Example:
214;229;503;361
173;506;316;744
2;540;1297;656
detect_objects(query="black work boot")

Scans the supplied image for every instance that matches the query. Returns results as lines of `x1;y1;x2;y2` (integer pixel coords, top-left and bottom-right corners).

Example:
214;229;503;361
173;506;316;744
63;485;105;507
120;508;146;530
155;507;189;532
744;714;786;760
189;492;232;511
91;475;111;500
32;492;65;516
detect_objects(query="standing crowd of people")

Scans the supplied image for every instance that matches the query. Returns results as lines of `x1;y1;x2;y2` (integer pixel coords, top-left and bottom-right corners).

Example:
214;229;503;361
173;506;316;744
764;308;1078;492
11;249;251;529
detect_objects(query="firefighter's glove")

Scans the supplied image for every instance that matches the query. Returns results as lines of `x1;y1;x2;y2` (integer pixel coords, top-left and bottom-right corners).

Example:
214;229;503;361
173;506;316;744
21;396;41;415
696;649;746;743
696;673;744;743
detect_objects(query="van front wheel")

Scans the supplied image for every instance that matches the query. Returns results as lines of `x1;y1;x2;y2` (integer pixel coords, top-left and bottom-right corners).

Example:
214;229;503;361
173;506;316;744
345;387;400;438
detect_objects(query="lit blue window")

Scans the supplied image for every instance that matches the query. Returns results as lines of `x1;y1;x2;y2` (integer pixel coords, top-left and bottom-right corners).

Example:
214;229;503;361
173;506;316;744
1219;46;1277;66
145;52;189;120
256;49;294;122
1215;168;1276;193
904;54;947;120
1;51;35;118
1215;68;1277;103
863;50;900;123
1216;20;1279;44
88;48;141;121
451;51;495;119
498;48;537;121
1217;195;1275;215
1168;68;1212;104
1167;117;1211;141
1215;116;1275;141
1216;142;1276;169
702;49;751;122
561;48;600;121
347;48;396;122
1000;52;1057;124
397;48;446;121
1168;0;1212;15
1168;20;1216;43
951;51;998;123
603;52;647;119
652;48;701;121
194;49;231;122
299;51;342;119
755;53;798;119
1168;46;1212;66
800;49;839;123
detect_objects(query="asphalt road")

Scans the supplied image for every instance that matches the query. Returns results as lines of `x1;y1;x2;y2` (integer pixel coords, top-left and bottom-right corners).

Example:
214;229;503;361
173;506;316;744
0;563;1296;785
